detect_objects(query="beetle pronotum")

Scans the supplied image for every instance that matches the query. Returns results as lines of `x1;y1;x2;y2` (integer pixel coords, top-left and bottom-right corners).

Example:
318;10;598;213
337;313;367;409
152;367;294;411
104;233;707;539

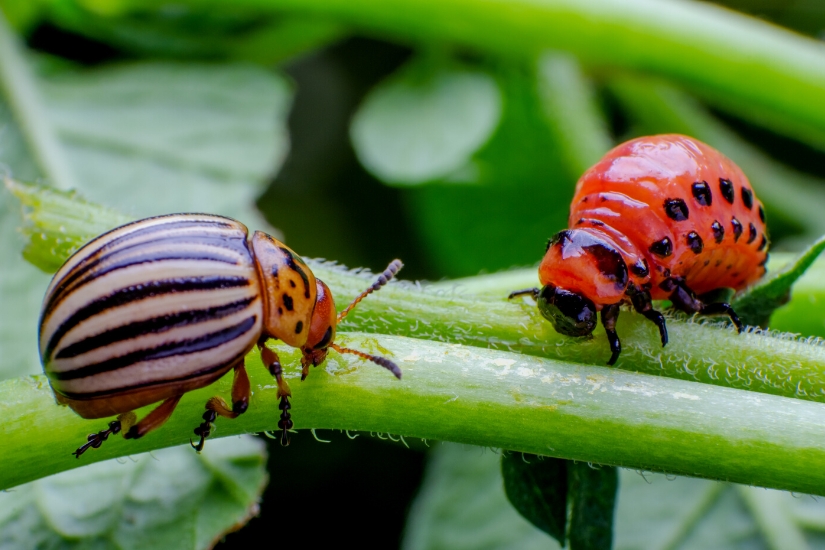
38;214;403;457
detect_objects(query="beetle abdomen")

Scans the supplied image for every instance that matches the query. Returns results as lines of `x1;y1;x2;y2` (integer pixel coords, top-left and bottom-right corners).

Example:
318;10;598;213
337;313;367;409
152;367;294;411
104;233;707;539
39;214;263;414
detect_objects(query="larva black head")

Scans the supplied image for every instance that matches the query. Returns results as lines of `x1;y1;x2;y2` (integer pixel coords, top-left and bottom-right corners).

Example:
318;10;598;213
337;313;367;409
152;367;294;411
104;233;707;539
537;285;597;337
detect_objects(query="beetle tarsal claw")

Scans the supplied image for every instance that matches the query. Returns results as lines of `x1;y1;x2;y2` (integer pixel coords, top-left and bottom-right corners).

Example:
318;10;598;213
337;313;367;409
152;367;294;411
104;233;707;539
72;419;123;458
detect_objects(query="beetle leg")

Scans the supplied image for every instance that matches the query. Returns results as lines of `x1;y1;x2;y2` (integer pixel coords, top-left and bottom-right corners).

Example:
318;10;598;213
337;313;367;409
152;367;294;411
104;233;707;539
189;361;252;453
629;286;668;346
258;339;294;446
508;288;540;300
71;411;136;459
124;395;182;441
600;304;622;366
669;281;743;333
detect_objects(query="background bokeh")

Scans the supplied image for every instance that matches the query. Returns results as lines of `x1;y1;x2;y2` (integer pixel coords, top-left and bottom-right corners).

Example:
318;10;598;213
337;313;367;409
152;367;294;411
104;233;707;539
5;0;825;547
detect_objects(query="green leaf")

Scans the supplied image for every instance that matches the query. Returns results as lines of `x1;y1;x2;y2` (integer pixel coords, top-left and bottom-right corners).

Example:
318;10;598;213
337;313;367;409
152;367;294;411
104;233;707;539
404;445;558;550
501;453;568;546
38;60;291;225
733;235;825;328
0;436;268;549
567;462;618;550
406;443;825;550
351;57;502;185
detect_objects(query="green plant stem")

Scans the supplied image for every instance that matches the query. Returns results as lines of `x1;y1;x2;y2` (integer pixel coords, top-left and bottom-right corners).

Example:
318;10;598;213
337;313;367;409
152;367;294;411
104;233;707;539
131;0;825;148
9;177;825;407
4;333;825;494
0;9;76;189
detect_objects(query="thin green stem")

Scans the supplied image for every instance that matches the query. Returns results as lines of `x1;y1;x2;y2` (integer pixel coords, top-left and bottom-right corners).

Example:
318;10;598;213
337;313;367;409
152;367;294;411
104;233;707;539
129;0;825;148
0;10;76;189
4;333;825;495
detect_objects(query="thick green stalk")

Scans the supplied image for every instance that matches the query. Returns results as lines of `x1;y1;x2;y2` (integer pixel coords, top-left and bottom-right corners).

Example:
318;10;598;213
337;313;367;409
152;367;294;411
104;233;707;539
314;261;825;404
4;333;825;494
129;0;825;148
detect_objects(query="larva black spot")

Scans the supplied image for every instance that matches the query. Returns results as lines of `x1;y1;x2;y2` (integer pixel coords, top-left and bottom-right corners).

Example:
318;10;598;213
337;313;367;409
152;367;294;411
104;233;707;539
295;321;303;334
664;198;689;221
731;218;743;241
691;181;712;206
582;242;629;289
649;237;673;257
758;234;768;251
747;223;757;244
686;232;703;254
711;221;724;243
630;258;649;278
282;294;294;311
719;178;735;203
741;188;754;209
758;205;766;223
703;260;710;266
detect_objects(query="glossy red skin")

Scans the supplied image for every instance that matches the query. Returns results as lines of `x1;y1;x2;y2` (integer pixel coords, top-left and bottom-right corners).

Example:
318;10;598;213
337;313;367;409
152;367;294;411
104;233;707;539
539;134;768;306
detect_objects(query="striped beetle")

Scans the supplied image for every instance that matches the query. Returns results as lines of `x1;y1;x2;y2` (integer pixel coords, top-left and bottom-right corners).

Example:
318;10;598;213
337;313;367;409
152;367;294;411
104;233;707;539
39;214;403;457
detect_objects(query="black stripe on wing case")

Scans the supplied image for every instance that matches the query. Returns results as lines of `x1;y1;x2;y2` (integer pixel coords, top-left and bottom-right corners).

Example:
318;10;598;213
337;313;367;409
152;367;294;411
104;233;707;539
55;297;257;359
43;218;240;317
54;349;250;400
44;276;250;361
50;315;257;381
42;247;247;323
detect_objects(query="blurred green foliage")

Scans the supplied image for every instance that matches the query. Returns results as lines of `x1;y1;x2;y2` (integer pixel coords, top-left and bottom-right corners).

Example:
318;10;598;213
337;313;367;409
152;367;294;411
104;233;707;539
4;0;825;548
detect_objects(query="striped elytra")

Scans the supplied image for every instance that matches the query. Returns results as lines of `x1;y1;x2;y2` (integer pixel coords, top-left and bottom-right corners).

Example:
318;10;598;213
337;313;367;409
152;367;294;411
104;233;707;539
39;213;403;457
509;134;767;365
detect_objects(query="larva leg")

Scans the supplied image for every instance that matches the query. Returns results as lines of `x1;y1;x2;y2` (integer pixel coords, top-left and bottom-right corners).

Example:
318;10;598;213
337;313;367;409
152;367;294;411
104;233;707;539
123;395;183;440
629;286;668;346
600;304;622;365
258;338;293;447
508;288;539;300
669;281;743;332
190;361;252;453
72;411;137;458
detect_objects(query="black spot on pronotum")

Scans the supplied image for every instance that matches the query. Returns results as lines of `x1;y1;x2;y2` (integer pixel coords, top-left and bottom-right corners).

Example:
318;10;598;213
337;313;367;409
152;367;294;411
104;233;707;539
277;307;283;315
691;181;712;206
731;218;743;241
741;188;754;209
279;247;311;299
295;321;303;334
664;198;689;221
271;267;278;278
758;234;768;251
282;294;294;311
289;280;296;288
649;237;673;257
686;232;703;254
747;223;757;244
719;178;735;203
630;258;649;278
711;221;724;243
759;205;766;223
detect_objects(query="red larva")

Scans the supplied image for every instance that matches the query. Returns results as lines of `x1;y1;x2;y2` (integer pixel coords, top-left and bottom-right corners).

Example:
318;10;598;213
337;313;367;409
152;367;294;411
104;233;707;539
510;134;768;364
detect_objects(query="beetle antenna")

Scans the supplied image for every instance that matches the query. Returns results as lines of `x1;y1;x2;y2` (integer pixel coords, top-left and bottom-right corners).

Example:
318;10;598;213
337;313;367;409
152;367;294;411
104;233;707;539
337;259;403;323
331;343;402;379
